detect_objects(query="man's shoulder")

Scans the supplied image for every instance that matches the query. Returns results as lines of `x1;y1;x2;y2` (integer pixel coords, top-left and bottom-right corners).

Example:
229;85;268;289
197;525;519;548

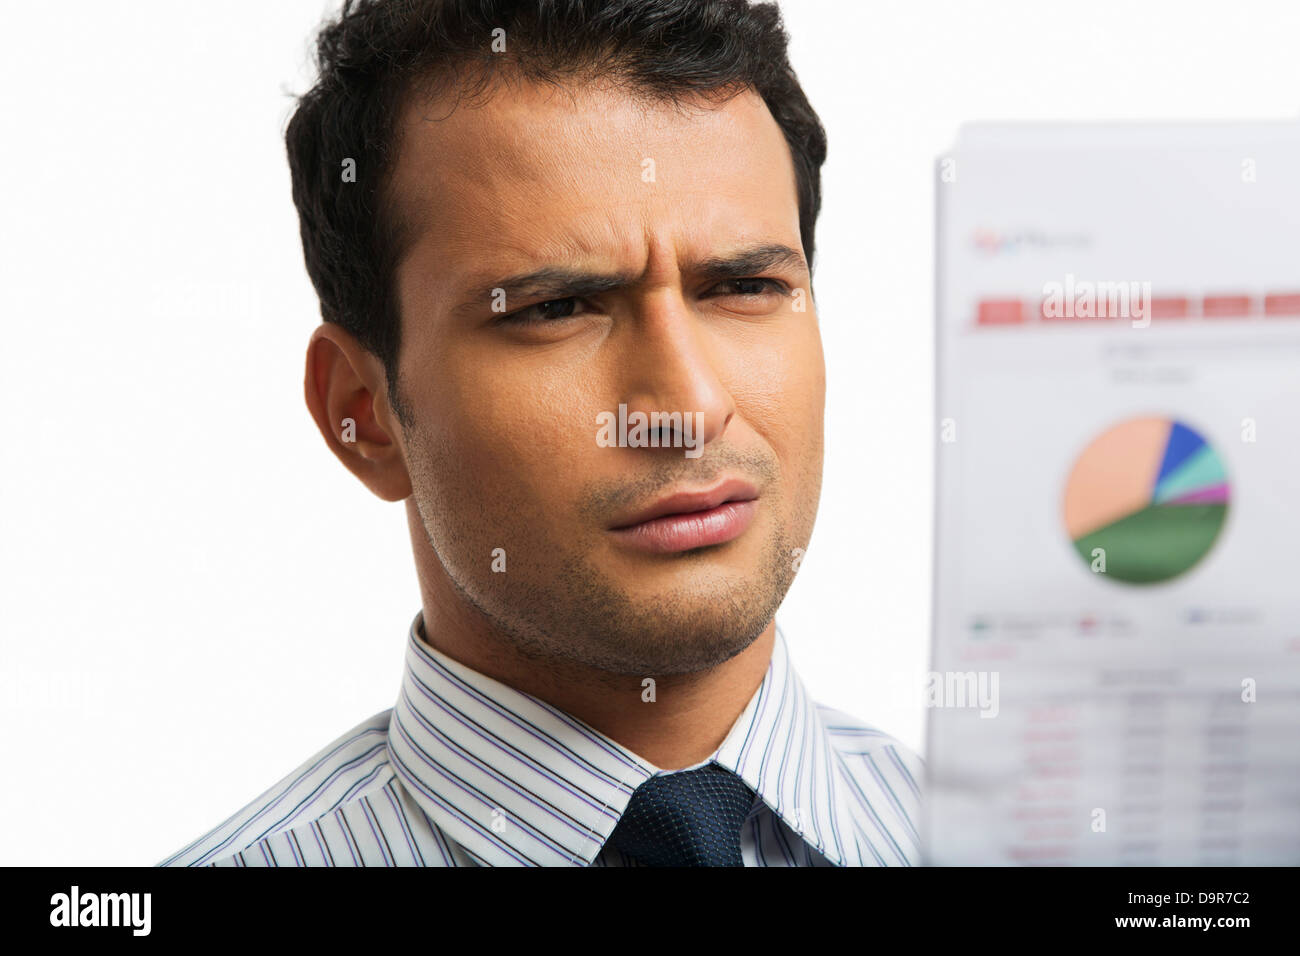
804;703;926;864
158;709;398;867
814;702;926;855
816;703;924;760
815;702;926;776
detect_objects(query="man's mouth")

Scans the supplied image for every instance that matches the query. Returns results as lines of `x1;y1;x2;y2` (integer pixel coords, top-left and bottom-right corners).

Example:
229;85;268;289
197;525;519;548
608;477;759;553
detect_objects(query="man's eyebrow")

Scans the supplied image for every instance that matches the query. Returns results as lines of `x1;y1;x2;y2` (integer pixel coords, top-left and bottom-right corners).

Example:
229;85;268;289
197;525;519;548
454;242;809;313
693;243;809;283
459;267;637;312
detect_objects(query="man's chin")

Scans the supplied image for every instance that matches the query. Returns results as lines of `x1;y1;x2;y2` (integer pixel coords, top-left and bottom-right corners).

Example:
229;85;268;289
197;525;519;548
588;613;772;676
494;532;796;674
584;576;786;674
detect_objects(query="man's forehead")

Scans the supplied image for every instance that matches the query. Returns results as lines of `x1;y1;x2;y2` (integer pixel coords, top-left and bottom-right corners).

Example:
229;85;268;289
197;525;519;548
386;75;797;255
393;73;776;167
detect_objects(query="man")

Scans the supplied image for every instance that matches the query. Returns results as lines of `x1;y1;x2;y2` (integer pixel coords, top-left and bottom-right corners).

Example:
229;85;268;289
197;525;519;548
161;0;923;867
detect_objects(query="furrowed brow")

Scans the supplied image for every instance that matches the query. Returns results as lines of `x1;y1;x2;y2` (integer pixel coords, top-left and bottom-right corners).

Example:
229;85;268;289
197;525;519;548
453;242;808;314
456;268;639;314
690;243;809;282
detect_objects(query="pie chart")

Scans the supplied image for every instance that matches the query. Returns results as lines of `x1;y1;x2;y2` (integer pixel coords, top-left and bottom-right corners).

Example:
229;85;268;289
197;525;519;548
1063;417;1230;584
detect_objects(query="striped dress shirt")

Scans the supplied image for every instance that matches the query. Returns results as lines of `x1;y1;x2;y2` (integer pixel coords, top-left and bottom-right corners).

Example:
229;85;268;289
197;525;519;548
160;614;924;867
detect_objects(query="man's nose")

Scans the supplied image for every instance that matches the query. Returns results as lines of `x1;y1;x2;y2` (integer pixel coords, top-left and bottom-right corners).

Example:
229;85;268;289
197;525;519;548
613;288;735;455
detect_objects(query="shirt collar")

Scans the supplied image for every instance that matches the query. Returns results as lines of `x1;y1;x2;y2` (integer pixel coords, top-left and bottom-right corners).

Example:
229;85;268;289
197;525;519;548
385;611;872;866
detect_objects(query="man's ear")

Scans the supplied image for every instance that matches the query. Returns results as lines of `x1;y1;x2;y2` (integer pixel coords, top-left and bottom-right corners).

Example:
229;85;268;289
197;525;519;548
304;323;413;502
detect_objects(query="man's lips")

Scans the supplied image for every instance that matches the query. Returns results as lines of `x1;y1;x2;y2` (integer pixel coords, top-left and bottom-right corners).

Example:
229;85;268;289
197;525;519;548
608;477;759;553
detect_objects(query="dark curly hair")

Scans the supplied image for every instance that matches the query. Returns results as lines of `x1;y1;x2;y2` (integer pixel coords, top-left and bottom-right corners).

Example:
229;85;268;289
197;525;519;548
285;0;828;423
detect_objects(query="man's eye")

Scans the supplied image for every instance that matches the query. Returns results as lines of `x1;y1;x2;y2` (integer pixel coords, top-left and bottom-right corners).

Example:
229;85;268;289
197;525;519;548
711;277;788;297
499;297;584;325
497;279;788;326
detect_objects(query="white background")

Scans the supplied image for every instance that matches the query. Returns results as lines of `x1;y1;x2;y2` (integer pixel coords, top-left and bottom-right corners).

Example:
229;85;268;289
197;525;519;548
1;0;1297;865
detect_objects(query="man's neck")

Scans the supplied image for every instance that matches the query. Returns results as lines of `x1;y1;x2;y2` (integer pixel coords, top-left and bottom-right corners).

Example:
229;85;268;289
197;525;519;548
415;602;775;771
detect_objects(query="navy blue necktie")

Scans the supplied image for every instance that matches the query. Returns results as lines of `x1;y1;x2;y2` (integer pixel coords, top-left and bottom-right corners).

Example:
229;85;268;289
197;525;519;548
607;762;757;866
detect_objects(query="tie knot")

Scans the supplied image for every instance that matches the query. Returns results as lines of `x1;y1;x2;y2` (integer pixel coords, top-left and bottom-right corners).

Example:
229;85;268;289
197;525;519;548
607;762;757;866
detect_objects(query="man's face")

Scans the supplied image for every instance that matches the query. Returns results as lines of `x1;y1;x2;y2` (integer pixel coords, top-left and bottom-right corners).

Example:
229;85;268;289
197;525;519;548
388;76;824;676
